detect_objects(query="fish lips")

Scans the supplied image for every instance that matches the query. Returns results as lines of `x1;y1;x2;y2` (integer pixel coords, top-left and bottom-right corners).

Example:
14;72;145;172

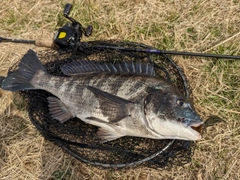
182;119;204;140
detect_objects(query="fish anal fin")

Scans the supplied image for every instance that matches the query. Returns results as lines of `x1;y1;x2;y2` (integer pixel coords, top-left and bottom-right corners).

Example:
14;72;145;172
47;96;73;123
97;127;124;142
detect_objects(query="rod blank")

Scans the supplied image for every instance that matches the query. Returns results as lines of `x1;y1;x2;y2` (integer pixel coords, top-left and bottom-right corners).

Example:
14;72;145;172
0;37;35;44
147;49;240;60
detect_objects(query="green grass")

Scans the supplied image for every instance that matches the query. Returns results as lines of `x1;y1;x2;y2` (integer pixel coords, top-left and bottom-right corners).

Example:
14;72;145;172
51;168;71;180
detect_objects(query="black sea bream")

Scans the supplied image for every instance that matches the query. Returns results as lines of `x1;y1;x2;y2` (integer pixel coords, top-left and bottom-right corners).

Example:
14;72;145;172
1;50;203;142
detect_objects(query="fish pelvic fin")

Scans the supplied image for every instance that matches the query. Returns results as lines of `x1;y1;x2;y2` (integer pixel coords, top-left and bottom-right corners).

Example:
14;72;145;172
97;126;125;142
1;49;46;91
47;96;74;123
84;116;125;142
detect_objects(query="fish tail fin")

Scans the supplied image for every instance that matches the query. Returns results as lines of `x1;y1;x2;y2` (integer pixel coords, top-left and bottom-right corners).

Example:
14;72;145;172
1;49;46;91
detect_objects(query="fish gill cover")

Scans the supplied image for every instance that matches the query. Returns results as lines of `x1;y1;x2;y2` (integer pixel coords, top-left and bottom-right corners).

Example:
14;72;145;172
10;40;197;168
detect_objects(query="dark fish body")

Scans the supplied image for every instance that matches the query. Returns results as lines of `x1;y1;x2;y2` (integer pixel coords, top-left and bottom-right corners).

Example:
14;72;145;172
1;50;203;142
34;72;167;115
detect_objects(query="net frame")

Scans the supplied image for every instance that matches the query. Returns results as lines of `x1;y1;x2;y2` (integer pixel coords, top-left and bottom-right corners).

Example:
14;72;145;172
10;40;196;169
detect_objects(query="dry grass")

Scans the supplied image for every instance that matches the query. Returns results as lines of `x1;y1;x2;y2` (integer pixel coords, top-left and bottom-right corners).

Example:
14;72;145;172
0;0;240;179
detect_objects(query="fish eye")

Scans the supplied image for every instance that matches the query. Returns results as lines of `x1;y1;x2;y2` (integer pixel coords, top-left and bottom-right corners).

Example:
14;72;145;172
177;100;186;107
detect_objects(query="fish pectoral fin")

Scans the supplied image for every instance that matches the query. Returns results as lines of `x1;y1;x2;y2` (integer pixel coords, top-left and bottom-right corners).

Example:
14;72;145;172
97;127;125;142
87;86;133;122
47;96;73;123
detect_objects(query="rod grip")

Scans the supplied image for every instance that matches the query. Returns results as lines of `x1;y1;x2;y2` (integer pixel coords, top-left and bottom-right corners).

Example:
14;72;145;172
35;39;55;48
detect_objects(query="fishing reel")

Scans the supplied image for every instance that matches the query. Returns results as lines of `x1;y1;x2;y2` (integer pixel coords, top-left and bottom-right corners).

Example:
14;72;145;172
53;3;93;49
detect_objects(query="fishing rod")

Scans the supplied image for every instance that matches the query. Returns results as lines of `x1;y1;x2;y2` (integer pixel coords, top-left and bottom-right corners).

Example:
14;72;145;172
1;3;240;60
2;35;240;60
0;37;54;48
89;44;240;60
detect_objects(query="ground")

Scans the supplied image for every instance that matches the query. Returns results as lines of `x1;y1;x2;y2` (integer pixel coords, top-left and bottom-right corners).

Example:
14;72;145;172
0;0;239;179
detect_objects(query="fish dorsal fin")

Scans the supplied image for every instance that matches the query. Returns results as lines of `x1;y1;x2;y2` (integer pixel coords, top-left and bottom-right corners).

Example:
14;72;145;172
60;60;156;76
87;86;134;123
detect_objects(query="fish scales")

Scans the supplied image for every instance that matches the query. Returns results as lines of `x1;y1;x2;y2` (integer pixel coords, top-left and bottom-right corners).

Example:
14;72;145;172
1;50;204;142
91;73;122;93
33;73;157;111
31;71;165;131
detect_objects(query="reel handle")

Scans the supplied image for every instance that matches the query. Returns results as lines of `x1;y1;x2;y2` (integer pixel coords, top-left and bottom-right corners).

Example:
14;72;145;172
64;3;72;17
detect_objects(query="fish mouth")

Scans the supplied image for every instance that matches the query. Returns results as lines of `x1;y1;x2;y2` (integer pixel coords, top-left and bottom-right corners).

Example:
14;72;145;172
190;122;204;132
177;116;204;140
188;121;204;140
178;117;204;133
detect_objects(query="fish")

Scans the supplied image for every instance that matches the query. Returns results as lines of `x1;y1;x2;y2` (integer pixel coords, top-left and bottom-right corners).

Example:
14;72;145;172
1;49;203;142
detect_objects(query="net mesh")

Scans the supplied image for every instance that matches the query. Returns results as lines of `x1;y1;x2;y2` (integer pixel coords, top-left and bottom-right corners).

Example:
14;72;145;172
11;40;196;168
